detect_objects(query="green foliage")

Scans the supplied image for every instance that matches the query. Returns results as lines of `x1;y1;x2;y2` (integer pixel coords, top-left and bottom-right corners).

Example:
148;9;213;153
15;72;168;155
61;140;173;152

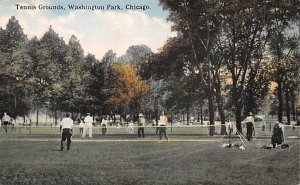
155;0;299;129
0;16;30;117
0;10;298;123
82;53;106;114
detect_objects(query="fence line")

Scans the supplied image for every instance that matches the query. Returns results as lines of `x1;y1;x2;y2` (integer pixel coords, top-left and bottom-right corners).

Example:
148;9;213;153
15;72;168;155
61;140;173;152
2;124;299;129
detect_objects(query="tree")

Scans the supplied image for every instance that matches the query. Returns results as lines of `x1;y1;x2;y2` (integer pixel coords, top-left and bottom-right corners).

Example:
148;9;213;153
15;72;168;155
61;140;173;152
33;26;68;125
148;35;208;124
266;1;300;123
0;16;31;117
105;64;150;116
100;50;117;115
213;1;273;133
119;45;152;64
3;16;27;53
165;74;204;124
159;0;231;135
118;45;154;80
142;37;189;122
158;0;300;133
82;53;105;115
260;57;299;124
59;35;85;116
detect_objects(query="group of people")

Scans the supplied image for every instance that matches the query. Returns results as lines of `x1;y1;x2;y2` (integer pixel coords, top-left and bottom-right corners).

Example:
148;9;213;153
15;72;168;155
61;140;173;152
74;113;94;138
137;112;169;141
59;112;93;151
244;112;284;148
59;111;170;151
1;110;286;151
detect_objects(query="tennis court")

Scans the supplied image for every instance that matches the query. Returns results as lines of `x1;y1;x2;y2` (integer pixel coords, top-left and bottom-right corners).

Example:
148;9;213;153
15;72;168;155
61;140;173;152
0;126;299;185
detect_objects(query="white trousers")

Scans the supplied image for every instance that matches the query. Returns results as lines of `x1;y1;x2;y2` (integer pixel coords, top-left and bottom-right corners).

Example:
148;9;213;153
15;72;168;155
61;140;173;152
83;125;93;138
127;126;134;134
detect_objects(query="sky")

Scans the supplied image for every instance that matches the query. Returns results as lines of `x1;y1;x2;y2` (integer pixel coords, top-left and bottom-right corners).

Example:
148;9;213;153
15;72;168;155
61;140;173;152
0;0;176;59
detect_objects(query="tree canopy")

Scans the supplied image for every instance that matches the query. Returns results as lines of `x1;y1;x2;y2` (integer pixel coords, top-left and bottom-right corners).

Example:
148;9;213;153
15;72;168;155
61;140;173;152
0;3;299;128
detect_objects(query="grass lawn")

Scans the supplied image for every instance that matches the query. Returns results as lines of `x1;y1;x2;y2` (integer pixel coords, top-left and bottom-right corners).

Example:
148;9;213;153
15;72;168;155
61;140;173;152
0;136;299;185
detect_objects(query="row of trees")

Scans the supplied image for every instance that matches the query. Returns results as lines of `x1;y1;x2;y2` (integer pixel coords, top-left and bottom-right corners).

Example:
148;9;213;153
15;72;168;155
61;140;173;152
140;0;299;135
0;1;299;132
0;17;151;124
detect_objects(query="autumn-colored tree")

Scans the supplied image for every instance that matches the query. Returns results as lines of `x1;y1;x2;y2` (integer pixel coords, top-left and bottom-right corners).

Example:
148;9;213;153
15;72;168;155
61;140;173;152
106;64;150;116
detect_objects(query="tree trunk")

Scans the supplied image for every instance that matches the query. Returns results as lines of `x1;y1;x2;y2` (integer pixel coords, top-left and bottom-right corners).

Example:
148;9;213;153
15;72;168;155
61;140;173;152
219;106;226;135
36;109;39;126
208;95;215;136
170;112;173;133
235;107;242;134
291;92;296;121
197;106;200;123
187;107;190;125
45;111;48;125
55;109;58;125
285;87;290;125
231;78;243;133
277;81;283;123
215;78;226;135
200;105;203;125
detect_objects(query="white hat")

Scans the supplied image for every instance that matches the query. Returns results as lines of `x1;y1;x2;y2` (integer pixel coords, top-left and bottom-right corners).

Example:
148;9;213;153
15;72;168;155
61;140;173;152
139;113;144;117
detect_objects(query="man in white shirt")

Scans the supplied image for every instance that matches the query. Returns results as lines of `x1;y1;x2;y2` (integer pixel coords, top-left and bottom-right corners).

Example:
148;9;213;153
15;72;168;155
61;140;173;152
245;112;254;141
2;112;10;133
59;113;74;151
83;113;93;138
159;112;168;141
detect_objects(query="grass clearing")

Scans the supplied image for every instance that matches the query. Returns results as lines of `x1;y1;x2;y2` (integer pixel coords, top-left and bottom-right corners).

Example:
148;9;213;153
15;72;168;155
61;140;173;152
0;136;299;185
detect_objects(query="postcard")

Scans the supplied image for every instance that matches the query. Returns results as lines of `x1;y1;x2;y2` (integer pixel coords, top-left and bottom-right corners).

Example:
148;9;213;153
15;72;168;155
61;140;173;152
0;0;299;185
